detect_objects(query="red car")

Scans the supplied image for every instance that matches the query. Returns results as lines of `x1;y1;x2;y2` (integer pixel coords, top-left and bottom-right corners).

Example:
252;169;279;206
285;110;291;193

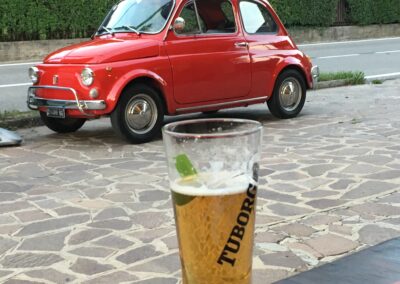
28;0;319;143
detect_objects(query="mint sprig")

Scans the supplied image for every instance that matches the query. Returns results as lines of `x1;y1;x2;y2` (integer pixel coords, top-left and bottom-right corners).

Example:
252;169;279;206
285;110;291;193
175;154;197;178
173;154;197;206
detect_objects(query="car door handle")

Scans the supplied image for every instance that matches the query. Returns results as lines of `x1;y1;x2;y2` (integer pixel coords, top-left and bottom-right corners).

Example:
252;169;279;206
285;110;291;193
235;42;248;48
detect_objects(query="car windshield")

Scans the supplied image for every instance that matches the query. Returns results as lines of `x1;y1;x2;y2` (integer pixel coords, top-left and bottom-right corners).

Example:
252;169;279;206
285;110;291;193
98;0;174;35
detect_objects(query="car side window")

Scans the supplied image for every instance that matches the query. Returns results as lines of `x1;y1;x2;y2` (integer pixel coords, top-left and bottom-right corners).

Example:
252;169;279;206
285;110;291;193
176;2;202;35
239;1;278;34
175;0;237;36
197;0;236;34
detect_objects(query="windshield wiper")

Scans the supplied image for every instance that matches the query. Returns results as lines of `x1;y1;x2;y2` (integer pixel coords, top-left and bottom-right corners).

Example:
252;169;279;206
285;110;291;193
98;26;114;35
121;25;141;35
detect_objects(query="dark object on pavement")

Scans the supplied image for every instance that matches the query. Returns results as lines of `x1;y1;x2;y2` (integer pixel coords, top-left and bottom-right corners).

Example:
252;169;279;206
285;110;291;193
0;128;23;147
275;238;400;284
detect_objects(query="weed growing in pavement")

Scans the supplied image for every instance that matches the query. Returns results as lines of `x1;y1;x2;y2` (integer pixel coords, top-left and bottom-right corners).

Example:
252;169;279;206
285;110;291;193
319;71;365;85
351;118;363;124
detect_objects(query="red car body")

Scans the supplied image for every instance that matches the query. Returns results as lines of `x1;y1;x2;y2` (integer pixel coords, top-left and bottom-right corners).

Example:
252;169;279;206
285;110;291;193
28;0;318;143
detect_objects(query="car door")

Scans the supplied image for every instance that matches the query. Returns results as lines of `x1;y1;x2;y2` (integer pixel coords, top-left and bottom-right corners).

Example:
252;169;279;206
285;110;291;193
238;0;283;98
165;0;251;105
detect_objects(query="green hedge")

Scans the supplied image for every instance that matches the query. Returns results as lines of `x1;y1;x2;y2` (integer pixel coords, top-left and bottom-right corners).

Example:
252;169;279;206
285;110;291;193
0;0;116;41
1;0;399;41
347;0;400;25
269;0;338;27
269;0;400;27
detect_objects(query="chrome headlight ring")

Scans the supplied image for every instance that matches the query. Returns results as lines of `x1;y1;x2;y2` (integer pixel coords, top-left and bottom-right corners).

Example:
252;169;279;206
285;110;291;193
29;67;40;84
81;68;94;86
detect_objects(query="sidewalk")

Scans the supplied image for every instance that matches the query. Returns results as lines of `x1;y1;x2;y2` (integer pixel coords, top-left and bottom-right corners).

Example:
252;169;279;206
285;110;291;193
1;80;400;283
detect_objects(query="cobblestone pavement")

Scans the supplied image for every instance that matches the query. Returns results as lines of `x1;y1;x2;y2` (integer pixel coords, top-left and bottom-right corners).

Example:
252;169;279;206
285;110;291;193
1;80;400;284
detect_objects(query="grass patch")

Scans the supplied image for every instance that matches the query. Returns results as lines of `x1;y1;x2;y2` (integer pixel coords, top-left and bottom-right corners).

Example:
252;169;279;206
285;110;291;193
371;79;383;84
319;71;365;85
0;110;38;121
0;110;40;130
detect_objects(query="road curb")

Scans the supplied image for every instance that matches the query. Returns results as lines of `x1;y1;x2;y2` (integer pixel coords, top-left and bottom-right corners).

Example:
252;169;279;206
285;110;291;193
0;115;42;130
365;73;400;83
316;80;348;89
316;75;400;89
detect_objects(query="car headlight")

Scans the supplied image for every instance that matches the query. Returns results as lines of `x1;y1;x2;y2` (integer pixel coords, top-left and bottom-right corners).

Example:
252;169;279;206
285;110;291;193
29;67;39;84
81;68;94;86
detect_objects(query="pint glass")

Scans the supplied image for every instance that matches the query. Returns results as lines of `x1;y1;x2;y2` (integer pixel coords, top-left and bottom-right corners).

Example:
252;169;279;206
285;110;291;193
163;119;263;284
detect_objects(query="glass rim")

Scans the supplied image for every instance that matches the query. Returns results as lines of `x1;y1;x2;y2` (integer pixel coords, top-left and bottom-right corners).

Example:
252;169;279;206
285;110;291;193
162;118;263;139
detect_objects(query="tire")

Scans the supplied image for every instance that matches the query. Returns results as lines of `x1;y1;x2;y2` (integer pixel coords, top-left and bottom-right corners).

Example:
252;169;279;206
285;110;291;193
267;69;306;119
110;83;164;144
40;112;86;133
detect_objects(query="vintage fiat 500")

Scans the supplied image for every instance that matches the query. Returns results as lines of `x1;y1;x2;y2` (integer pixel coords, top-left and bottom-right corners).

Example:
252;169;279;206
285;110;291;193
28;0;319;143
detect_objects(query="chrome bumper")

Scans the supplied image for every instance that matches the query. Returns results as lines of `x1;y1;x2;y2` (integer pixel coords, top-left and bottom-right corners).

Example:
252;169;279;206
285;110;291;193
27;86;106;117
311;66;320;89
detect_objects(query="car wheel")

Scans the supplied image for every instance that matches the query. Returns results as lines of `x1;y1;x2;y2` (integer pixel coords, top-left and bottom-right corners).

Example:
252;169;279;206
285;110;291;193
267;69;306;119
40;112;86;133
111;84;164;144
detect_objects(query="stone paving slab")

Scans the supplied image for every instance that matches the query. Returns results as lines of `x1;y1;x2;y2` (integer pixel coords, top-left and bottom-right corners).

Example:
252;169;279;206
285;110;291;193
1;80;400;283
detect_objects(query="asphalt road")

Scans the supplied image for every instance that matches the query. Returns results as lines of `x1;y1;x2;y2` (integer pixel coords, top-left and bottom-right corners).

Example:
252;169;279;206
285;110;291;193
299;37;400;79
0;62;39;112
1;37;400;112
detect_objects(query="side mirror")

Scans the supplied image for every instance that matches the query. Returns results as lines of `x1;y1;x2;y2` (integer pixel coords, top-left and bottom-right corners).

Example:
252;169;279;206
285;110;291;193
173;17;185;32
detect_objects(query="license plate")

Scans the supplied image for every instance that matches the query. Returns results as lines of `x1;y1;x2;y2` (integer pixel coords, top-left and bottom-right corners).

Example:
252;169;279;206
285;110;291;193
47;108;65;119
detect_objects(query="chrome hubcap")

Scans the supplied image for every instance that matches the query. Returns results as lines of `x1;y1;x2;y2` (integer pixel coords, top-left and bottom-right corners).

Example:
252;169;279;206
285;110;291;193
125;94;157;134
279;78;302;112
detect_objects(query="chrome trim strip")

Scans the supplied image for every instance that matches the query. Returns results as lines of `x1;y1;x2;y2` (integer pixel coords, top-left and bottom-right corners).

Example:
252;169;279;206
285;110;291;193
28;96;106;110
176;96;269;113
27;86;106;116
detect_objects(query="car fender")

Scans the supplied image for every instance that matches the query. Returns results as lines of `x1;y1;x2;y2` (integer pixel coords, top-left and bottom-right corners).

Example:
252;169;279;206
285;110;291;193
273;56;313;90
107;69;171;113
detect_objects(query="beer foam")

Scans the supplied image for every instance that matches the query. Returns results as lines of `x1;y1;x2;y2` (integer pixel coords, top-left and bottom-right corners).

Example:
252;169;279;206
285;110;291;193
171;172;254;196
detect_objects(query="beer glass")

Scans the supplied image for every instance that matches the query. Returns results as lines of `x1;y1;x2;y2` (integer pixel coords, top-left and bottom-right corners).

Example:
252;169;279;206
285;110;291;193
163;118;263;284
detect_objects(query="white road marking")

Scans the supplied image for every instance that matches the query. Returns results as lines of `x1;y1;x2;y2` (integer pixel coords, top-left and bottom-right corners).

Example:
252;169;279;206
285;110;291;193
298;37;400;47
318;54;360;59
365;72;400;80
375;50;400;54
0;83;31;88
0;62;41;67
314;49;400;59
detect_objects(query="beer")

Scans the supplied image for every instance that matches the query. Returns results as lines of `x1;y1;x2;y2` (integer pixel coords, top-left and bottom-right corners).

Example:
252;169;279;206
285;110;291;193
171;174;257;284
162;118;262;283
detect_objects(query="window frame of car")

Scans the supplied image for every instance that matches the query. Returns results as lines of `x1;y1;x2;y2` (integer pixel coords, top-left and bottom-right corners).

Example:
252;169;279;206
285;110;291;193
173;0;238;37
238;0;280;36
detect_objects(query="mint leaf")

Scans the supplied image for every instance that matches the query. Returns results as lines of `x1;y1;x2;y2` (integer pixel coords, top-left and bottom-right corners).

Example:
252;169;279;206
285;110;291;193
173;154;197;206
175;154;197;178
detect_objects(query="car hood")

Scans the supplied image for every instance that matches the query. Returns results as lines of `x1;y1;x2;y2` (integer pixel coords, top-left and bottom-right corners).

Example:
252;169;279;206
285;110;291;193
44;37;160;64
